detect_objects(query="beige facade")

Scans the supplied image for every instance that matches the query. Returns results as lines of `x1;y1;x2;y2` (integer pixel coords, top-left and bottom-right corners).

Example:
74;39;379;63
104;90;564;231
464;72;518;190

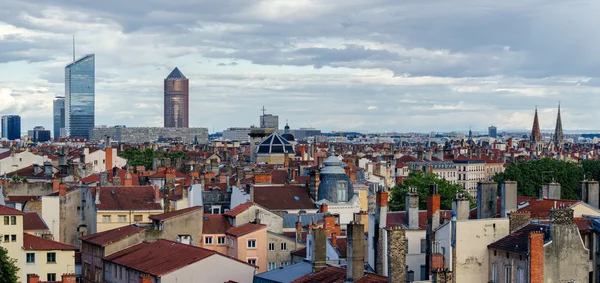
455;161;486;197
484;161;504;181
1;212;24;278
0;151;50;175
266;232;304;271
97;210;163;232
231;204;283;234
21;248;75;282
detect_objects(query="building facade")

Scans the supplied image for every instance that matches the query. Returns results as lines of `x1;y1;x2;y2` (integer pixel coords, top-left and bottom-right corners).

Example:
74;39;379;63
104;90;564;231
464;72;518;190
29;126;52;143
53;97;65;139
90;126;208;144
164;67;189;128
65;54;95;139
260;114;279;129
222;127;252;142
488;126;497;138
1;115;21;140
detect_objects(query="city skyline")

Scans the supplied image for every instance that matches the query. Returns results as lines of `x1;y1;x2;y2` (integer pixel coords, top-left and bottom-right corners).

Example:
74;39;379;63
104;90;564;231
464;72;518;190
2;1;600;133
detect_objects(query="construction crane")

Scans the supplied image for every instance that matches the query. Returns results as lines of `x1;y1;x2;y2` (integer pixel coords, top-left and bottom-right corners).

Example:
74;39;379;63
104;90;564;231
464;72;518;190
331;131;343;138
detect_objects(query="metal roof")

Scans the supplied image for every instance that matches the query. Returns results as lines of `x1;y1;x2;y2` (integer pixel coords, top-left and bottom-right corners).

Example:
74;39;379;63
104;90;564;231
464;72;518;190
282;213;325;228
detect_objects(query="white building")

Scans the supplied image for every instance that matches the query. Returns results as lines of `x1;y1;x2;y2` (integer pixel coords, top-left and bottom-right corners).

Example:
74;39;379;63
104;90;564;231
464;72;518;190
0;151;50;175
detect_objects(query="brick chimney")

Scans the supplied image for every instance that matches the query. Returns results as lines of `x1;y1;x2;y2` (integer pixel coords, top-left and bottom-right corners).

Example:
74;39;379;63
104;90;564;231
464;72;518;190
59;183;67;197
154;185;160;204
318;203;328;213
296;220;303;242
124;171;133;186
387;227;407;283
375;188;389;276
330;232;337;247
323;213;340;237
426;183;441;278
61;273;76;283
312;228;327;273
529;231;544;283
27;274;40;283
52;178;60;193
139;274;153;283
346;221;365;282
105;146;113;172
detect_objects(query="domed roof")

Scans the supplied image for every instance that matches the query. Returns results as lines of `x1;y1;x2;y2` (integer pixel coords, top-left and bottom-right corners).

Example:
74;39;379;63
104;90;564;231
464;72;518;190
281;133;295;142
256;133;295;154
320;155;346;174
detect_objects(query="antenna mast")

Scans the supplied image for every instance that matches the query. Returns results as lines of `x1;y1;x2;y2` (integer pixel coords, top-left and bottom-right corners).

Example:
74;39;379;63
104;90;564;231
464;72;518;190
72;35;75;62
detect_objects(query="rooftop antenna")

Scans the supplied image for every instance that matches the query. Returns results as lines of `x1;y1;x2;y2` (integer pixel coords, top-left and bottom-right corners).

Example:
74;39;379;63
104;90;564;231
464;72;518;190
261;106;267;128
72;35;75;62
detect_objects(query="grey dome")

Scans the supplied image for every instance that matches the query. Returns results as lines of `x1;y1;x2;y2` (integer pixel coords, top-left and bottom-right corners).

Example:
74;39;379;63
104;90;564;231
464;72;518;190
317;155;353;202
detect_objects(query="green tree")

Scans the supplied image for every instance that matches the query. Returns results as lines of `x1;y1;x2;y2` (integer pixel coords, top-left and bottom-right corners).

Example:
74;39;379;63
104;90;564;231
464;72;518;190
119;148;188;171
0;246;19;283
492;158;585;200
582;160;600;182
389;171;474;211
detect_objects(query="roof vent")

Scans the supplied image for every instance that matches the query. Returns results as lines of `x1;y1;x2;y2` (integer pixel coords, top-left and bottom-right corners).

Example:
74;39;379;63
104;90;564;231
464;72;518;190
111;190;116;195
294;196;300;201
203;217;209;221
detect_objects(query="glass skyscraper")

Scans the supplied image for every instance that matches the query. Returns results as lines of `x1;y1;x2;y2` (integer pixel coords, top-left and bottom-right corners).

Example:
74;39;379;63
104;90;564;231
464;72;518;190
53;96;65;139
65;54;95;139
164;67;189;128
1;115;21;140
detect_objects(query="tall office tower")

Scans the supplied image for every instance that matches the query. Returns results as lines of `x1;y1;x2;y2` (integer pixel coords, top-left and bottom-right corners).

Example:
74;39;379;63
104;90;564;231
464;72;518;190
53;96;65;139
1;115;21;140
65;54;95;139
260;114;279;129
164;67;189;128
29;126;51;143
488;126;497;138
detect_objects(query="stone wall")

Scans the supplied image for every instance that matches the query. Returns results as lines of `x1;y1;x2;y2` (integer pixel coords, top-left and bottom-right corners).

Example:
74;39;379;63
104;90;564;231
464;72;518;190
387;227;406;283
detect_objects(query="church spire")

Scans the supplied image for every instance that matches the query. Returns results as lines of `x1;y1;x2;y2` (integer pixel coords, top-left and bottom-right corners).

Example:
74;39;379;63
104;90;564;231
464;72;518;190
531;106;542;143
553;102;564;149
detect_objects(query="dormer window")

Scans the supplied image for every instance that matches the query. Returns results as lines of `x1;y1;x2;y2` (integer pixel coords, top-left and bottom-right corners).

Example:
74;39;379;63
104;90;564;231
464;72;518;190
337;181;348;202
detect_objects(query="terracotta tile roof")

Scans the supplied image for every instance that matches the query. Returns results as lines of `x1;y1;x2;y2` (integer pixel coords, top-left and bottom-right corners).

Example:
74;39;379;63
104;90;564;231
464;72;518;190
574;217;593;231
395;162;408;168
82;169;140;186
271;169;289;184
81;174;100;184
226;223;266;237
105;239;218;276
96;186;163;211
398;155;423;163
291;266;387;283
453;155;484;162
0;150;22;160
6;165;51;179
4;196;40;203
23;233;77;250
0;205;25;215
253;186;315;211
386;210;453;230
147;170;188;179
291;247;307;257
332;237;347;258
488;224;548;255
224;202;255;217
282;231;308;242
80;224;146;246
149;206;202;221
516;196;580;219
202;214;232;234
296;176;310;184
23;212;48;231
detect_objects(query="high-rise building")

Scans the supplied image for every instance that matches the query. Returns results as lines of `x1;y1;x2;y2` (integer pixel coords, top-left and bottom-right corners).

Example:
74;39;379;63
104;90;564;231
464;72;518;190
53;96;65;139
1;115;21;140
28;126;51;143
488;126;497;138
65;54;95;139
164;67;189;128
260;114;279;129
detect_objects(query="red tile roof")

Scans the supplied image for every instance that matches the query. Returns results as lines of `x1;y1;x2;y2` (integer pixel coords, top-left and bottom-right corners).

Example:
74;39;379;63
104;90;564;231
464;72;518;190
147;170;188;179
488;224;547;254
516;196;580;219
386;210;453;230
105;239;232;276
23;233;77;250
253;186;315;211
291;247;307;257
398;155;423;163
96;186;163;211
5;165;51;179
291;266;387;283
226;223;266;237
0;150;22;160
23;212;48;231
202;214;232;234
80;224;146;246
149;206;202;221
224;202;255;217
574;217;593;231
271;169;289;184
332;237;347;258
0;205;25;215
4;196;40;203
282;231;308;242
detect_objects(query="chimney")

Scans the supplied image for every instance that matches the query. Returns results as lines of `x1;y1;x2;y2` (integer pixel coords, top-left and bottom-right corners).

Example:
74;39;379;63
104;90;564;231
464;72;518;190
249;184;254;202
542;182;561;199
312;228;327;273
105;147;113;172
331;232;337;247
44;161;53;178
61;273;76;283
323;213;340;237
124;171;133;186
427;183;441;230
387;227;407;283
452;196;470;220
255;209;261;224
319;203;328;213
579;181;599;209
406;187;419;230
27;274;40;283
59;183;67;197
346;221;365;282
52;178;60;193
154;185;160;203
113;176;121;186
100;172;109;187
139;274;153;283
476;181;497;219
529;232;545;283
33;163;40;175
501;181;517;218
509;211;531;233
296;220;303;242
95;187;101;205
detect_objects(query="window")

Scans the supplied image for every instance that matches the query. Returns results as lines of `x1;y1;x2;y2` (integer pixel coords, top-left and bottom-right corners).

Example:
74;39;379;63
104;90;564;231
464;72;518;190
247;258;257;265
134;215;143;222
3;235;8;242
504;266;512;283
281;261;290;267
47;274;56;281
268;262;277;271
492;264;498;283
26;253;35;263
10;216;16;225
102;215;111;222
248;239;257;248
217;236;226;245
3;216;8;225
11;235;16;242
212;207;221;214
118;215;127;222
268;242;275;251
420;238;426;254
47;252;56;263
337;181;348;202
516;268;524;283
204;236;213;245
281;242;287;251
420;265;427;280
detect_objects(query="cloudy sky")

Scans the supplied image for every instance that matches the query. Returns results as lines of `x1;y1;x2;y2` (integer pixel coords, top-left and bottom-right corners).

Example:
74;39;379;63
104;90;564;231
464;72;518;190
1;0;599;134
